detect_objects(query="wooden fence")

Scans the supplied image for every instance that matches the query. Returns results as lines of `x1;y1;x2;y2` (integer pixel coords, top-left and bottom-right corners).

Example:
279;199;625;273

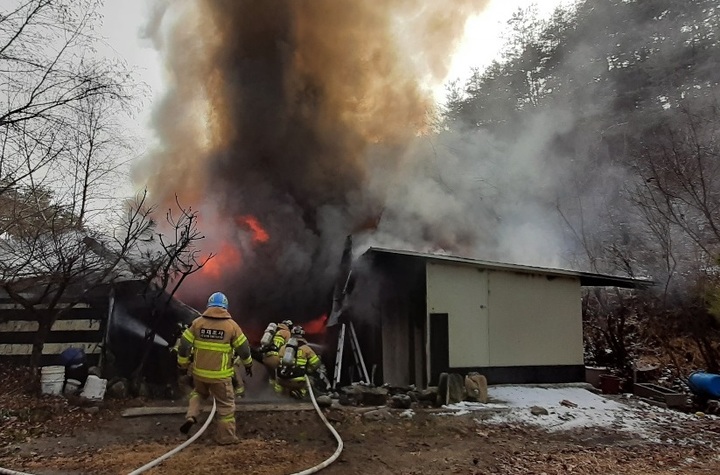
0;300;106;366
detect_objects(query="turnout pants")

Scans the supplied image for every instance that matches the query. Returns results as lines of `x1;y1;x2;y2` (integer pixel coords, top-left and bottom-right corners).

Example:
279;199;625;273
262;354;280;372
232;364;245;398
186;378;237;444
262;354;281;389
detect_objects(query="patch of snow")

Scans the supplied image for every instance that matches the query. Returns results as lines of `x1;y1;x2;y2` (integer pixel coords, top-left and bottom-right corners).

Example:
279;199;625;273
443;400;508;411
400;409;414;419
435;408;472;416
438;385;710;439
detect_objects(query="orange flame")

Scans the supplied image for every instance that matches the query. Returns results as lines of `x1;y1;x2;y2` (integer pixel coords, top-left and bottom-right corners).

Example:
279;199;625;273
200;241;242;279
238;215;270;243
302;314;328;335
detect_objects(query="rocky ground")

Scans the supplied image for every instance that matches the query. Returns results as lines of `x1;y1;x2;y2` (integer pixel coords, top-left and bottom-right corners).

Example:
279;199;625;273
1;366;720;474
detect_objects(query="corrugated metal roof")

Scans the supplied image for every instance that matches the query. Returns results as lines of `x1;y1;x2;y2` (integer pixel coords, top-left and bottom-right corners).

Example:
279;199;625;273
364;247;653;289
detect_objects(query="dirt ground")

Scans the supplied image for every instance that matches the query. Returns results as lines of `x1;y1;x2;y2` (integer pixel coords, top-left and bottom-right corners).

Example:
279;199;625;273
2;363;720;475
1;399;720;475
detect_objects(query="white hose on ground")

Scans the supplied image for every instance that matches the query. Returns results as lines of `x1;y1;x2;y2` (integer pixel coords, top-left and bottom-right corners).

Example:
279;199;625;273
0;398;218;475
1;379;342;475
127;397;217;475
0;466;36;475
289;380;344;475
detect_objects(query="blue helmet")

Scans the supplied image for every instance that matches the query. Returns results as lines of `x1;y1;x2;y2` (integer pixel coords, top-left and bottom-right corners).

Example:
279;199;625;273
207;292;229;309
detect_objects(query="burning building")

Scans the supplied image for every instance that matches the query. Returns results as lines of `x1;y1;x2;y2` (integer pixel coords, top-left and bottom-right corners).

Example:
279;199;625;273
341;248;652;387
136;0;491;329
137;0;651;389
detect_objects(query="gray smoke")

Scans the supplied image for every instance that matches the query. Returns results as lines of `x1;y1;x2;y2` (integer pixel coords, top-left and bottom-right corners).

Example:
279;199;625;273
135;0;488;318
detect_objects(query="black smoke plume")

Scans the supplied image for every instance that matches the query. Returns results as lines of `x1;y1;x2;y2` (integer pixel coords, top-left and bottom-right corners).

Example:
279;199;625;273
136;0;487;320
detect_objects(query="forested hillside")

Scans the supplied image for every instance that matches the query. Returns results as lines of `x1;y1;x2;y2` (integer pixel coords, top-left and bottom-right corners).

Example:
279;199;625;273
443;0;720;378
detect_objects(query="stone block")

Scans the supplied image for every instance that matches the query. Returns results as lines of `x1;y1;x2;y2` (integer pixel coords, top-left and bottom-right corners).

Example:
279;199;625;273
464;373;488;403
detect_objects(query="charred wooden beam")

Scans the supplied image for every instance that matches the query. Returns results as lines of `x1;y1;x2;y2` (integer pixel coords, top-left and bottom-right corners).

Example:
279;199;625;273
328;235;352;327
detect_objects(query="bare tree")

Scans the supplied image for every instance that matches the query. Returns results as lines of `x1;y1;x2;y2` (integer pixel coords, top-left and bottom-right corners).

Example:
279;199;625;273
633;103;720;258
0;190;155;368
0;0;130;129
64;93;131;226
1;0;134;215
630;101;720;372
0;0;142;368
128;196;213;389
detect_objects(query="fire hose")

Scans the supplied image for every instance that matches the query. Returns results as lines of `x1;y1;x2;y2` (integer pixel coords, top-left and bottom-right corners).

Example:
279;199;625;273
289;379;344;475
124;378;342;475
0;466;33;475
0;378;342;475
0;398;216;475
126;397;217;475
0;438;44;475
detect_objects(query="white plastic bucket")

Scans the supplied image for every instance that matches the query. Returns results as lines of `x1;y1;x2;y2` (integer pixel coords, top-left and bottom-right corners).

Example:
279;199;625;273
64;378;82;395
40;365;65;396
80;375;107;401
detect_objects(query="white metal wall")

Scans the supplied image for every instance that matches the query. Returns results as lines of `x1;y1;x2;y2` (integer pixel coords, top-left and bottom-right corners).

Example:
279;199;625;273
426;263;489;368
425;262;583;369
487;270;583;366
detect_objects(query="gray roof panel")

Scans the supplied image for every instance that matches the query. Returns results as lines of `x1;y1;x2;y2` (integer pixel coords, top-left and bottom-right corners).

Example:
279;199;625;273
364;247;654;289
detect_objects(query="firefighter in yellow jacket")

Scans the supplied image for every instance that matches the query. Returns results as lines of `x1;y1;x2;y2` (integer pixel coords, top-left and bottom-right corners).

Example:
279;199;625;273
177;292;253;444
259;319;293;385
275;326;328;399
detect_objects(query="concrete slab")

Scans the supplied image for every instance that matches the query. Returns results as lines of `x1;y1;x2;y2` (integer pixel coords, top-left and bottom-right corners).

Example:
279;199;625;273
122;402;314;417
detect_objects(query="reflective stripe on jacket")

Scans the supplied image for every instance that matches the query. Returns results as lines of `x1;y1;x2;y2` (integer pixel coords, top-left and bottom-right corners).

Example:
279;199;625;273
177;307;252;382
268;324;291;356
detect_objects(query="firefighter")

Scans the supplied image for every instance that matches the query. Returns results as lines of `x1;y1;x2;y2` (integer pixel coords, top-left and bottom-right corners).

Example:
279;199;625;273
259;319;293;385
274;326;329;399
177;292;253;445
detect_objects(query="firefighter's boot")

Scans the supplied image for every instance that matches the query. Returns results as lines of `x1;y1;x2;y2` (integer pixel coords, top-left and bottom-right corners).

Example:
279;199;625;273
179;417;196;435
290;388;307;400
215;413;240;445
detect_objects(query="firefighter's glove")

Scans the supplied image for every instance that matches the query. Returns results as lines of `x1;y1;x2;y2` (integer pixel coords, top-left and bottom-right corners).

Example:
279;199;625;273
177;356;190;371
245;365;253;377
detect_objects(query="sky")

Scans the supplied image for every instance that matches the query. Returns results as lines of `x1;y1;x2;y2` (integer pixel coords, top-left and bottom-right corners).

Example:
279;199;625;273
97;0;572;185
446;0;574;96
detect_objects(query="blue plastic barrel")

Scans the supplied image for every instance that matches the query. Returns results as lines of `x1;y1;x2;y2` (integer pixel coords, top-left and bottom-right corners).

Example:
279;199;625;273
59;347;86;366
687;371;720;399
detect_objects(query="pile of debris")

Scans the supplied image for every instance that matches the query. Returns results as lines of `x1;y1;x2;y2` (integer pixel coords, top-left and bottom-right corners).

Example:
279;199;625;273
587;364;720;415
324;371;487;411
